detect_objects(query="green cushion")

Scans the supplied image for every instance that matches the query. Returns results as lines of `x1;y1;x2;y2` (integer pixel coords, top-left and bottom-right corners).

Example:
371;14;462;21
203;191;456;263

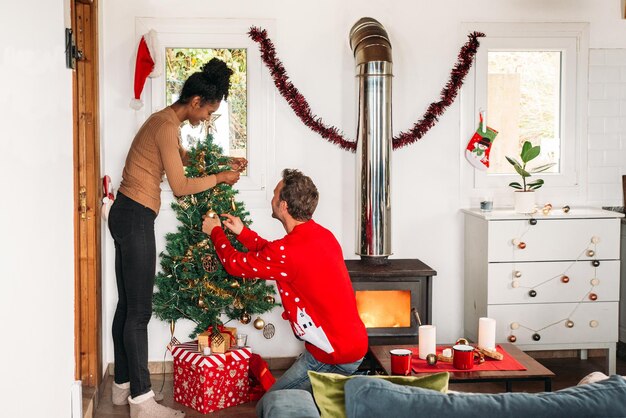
308;371;449;418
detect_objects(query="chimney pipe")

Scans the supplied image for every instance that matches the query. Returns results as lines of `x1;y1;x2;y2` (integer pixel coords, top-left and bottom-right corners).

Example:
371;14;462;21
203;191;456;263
349;17;392;263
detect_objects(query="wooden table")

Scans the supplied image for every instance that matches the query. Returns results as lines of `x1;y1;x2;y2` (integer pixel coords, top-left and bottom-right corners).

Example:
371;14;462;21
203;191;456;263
369;343;555;392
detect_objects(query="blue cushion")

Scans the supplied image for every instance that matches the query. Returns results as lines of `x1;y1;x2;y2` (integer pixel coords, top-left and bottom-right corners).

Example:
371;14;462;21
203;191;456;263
256;389;320;418
344;375;626;418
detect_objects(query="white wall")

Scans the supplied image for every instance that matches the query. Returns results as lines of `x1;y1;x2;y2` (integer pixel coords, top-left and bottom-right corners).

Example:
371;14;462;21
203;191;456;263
101;0;626;367
0;1;75;417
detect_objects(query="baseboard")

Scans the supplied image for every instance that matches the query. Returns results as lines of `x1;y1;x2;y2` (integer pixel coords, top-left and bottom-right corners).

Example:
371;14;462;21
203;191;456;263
107;356;298;376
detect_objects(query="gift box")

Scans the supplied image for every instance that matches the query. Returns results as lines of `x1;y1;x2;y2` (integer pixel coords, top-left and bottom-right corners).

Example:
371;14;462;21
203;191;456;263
171;341;251;413
198;326;237;354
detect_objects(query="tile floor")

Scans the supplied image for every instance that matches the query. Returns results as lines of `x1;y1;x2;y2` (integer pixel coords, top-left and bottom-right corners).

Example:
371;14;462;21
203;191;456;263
94;354;626;418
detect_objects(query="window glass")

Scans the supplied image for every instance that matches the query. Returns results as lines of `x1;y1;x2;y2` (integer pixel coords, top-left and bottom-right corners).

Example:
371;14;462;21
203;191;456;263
165;48;247;166
487;51;561;174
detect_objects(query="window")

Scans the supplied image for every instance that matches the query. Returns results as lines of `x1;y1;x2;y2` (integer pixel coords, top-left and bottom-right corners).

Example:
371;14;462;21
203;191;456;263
136;17;275;204
461;23;588;198
165;48;247;167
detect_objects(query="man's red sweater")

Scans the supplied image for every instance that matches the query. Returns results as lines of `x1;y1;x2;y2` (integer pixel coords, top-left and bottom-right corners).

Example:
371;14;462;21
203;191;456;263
210;220;368;365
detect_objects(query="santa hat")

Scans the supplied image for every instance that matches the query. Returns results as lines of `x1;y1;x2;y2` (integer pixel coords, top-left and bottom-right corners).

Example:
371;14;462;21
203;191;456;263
130;30;162;110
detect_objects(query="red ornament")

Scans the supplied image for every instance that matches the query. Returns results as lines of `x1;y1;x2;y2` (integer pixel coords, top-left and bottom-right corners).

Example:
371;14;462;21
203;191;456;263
248;27;484;152
518;242;526;249
508;335;517;343
561;275;570;283
589;293;598;301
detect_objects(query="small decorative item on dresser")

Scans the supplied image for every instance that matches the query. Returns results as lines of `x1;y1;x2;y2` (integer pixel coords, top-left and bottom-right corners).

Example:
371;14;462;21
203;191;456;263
418;325;437;360
506;140;555;213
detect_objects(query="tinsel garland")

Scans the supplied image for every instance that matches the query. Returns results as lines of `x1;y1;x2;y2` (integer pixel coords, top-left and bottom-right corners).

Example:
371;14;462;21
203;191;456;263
248;27;485;152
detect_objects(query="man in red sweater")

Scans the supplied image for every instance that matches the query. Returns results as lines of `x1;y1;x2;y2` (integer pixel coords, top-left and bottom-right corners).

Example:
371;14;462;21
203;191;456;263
202;169;368;392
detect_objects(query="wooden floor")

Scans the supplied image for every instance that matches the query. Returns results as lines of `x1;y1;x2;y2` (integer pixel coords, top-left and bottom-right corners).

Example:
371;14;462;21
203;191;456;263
94;354;626;418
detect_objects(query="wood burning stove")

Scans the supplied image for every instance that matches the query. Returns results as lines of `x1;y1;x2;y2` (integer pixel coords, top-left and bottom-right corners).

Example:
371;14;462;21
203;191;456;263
346;259;436;346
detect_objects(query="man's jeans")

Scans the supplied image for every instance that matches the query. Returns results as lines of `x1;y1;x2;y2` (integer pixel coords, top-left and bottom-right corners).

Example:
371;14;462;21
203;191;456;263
108;192;157;398
269;350;364;393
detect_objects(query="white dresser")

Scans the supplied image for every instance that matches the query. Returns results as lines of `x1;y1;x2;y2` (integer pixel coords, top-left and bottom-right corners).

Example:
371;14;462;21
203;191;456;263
462;207;623;374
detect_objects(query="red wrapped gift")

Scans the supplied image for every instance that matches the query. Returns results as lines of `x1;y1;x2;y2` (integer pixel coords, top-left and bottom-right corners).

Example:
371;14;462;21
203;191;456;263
171;341;251;413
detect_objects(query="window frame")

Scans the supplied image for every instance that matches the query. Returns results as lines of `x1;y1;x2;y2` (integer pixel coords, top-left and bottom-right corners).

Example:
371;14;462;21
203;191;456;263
135;18;275;208
460;22;589;204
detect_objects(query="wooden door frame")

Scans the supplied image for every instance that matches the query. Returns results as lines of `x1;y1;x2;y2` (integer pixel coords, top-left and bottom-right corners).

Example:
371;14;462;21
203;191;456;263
72;0;102;388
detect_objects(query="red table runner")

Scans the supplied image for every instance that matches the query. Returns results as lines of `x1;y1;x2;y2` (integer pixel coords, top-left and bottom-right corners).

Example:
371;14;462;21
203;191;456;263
411;345;527;373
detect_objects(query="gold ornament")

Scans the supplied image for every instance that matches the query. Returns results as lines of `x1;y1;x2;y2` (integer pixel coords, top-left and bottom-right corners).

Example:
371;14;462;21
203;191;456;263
170;320;176;336
230;196;237;211
587;249;595;257
202;254;218;273
254;317;266;330
206;209;217;219
198;296;205;308
426;353;437;366
233;299;244;310
240;312;251;324
565;320;575;328
230;280;241;288
264;295;275;304
178;198;190;210
190;195;197;205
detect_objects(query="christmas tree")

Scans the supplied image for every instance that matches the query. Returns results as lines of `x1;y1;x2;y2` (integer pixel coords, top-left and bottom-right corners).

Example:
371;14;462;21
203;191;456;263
153;129;277;338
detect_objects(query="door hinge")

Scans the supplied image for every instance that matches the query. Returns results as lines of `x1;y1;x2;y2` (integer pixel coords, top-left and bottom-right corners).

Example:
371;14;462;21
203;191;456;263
65;28;84;69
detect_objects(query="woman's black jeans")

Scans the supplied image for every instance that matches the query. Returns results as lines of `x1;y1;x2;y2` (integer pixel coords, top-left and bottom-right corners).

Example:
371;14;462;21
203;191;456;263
108;192;157;398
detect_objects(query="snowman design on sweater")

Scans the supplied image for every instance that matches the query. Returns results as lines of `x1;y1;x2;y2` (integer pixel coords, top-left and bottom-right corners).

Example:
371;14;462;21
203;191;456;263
287;302;334;353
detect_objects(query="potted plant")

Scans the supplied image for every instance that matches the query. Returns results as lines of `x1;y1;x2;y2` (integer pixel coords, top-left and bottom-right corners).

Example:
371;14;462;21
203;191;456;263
506;141;555;213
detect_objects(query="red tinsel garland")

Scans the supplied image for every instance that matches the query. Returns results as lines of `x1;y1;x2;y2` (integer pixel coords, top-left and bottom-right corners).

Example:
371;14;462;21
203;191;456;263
248;27;485;152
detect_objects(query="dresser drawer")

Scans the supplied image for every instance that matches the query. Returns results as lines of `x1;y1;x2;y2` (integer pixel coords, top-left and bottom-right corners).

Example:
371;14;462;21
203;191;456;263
487;218;620;262
488;302;618;345
487;260;620;304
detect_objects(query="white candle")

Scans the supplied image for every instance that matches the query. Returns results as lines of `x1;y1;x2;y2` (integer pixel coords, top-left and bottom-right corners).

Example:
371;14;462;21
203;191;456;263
478;317;496;350
418;325;436;360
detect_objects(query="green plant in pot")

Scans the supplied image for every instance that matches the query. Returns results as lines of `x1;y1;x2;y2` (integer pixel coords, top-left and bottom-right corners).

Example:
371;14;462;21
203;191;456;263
506;141;555;213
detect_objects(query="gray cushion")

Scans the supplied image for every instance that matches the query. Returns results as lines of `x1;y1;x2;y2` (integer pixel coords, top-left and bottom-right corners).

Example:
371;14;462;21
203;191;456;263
344;374;626;418
256;389;320;418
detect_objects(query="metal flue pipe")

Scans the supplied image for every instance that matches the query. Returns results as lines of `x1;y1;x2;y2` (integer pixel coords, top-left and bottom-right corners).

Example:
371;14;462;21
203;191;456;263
349;17;393;262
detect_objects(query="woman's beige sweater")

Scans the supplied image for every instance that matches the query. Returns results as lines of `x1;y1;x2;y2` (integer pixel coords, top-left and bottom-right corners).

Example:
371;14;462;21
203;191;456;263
118;107;216;214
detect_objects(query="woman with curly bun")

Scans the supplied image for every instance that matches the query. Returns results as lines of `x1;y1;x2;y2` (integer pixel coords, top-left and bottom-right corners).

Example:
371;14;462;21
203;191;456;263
108;58;246;418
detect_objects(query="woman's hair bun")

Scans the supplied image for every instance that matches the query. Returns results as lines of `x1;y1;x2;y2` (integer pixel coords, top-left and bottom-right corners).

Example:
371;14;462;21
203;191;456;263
201;58;232;78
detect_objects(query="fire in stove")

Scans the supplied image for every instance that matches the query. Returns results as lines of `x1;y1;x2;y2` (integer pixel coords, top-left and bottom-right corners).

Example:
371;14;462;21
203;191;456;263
356;290;411;328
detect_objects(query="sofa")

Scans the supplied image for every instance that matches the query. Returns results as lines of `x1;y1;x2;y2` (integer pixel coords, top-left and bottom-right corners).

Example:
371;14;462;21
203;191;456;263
257;371;626;418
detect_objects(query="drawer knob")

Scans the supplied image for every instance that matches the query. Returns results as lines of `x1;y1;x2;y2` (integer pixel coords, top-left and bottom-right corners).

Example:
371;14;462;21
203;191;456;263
590;278;599;286
513;270;523;278
561;275;570;283
591;236;600;244
528;289;537;297
529;218;537;225
589;293;598;301
532;333;541;341
592;260;600;267
589;320;599;328
508;335;517;343
586;250;595;257
565;320;575;328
